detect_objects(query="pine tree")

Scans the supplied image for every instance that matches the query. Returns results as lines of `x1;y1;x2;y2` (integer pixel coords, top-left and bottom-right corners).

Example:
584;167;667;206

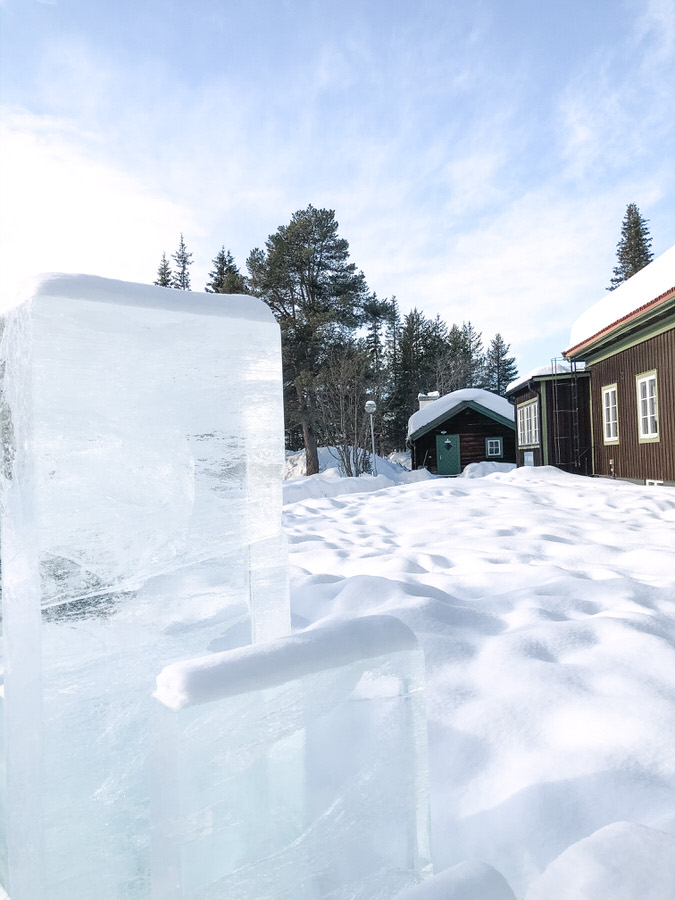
171;234;193;290
154;252;172;287
607;203;654;290
247;206;369;475
483;333;518;396
205;247;247;293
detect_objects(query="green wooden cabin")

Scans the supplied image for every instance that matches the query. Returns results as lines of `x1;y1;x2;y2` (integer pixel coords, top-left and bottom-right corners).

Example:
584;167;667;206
407;389;516;476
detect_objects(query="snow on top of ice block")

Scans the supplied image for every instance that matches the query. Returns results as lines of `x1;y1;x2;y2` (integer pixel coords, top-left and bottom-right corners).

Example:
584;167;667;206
567;243;675;351
154;615;418;710
6;272;276;323
408;388;514;438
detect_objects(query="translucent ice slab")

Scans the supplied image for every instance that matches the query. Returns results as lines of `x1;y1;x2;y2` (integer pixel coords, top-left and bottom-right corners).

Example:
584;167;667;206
0;275;289;899
151;616;432;900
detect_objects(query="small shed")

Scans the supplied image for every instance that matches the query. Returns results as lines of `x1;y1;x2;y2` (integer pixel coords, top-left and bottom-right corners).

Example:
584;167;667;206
407;388;516;475
505;361;592;475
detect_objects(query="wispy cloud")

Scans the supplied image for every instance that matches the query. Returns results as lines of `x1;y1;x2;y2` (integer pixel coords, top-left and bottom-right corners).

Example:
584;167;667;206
2;0;674;373
632;0;675;64
0;109;199;305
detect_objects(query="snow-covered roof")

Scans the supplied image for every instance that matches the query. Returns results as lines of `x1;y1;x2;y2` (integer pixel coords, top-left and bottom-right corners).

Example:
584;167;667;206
6;273;275;323
567;244;675;353
407;388;514;439
506;360;586;394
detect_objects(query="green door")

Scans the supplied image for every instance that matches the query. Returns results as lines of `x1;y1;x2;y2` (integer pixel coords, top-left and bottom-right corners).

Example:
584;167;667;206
436;433;461;476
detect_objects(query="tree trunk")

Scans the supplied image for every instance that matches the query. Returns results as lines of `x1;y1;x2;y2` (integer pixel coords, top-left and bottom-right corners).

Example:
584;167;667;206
296;384;320;475
302;420;320;475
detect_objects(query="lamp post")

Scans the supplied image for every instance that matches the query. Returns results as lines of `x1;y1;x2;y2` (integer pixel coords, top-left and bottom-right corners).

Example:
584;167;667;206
364;400;377;477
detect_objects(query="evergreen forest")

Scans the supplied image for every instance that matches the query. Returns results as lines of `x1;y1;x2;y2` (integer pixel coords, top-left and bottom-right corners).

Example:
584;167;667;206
154;207;518;471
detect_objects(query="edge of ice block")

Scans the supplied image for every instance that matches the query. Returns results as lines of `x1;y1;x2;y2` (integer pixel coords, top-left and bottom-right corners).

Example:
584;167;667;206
154;615;419;710
5;273;276;323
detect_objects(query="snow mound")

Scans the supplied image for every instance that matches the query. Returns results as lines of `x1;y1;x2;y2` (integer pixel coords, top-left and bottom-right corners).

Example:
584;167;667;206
388;450;412;470
283;446;346;479
285;469;675;896
460;462;517;479
283;447;428;504
283;466;433;505
525;821;675;900
394;861;516;900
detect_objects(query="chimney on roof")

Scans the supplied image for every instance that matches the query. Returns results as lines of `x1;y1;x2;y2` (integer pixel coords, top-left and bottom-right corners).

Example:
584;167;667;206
417;391;440;410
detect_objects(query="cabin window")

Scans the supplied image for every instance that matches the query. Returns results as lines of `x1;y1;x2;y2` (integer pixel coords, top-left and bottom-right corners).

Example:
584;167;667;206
602;384;619;443
517;400;539;447
485;437;503;458
636;371;659;441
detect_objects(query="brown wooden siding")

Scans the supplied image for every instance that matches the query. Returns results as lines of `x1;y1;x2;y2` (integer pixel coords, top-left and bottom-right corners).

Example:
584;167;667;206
509;376;591;473
411;406;515;473
543;377;593;475
590;327;675;482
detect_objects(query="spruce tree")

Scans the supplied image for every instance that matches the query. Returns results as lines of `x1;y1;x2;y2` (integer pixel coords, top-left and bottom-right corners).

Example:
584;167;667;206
607;203;654;290
154;252;172;287
171;234;193;290
483;333;518;396
459;321;485;388
205;247;247;293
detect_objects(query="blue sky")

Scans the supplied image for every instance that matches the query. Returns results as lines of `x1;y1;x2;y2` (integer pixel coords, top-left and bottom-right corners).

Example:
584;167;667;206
1;0;674;376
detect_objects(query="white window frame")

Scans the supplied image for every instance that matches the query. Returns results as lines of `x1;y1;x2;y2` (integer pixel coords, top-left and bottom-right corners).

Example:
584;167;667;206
602;384;619;444
636;371;659;442
485;437;503;458
517;399;539;447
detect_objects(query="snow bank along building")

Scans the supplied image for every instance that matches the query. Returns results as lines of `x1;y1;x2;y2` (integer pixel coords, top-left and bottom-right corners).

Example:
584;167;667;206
505;362;592;475
565;244;675;485
407;388;516;475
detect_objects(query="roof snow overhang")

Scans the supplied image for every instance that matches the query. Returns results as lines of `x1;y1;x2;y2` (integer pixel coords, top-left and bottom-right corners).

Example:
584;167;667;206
505;367;588;398
408;399;515;444
565;286;675;365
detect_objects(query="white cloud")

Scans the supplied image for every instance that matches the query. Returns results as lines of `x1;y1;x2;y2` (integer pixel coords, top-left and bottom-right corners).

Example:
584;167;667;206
632;0;675;64
0;109;199;306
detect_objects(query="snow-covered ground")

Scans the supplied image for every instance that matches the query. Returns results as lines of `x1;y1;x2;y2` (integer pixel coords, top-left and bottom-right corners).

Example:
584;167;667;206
283;447;433;504
283;461;675;898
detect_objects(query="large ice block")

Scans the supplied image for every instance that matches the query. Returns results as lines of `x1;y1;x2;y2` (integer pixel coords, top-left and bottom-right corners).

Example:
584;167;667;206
151;615;432;900
0;274;290;899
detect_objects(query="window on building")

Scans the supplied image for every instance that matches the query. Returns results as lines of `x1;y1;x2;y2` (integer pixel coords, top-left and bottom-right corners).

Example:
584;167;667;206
485;437;503;458
602;384;619;443
636;371;659;441
517;400;539;447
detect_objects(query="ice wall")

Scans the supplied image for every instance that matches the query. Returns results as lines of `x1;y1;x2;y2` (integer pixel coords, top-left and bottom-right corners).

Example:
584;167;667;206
151;616;432;900
0;275;289;899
